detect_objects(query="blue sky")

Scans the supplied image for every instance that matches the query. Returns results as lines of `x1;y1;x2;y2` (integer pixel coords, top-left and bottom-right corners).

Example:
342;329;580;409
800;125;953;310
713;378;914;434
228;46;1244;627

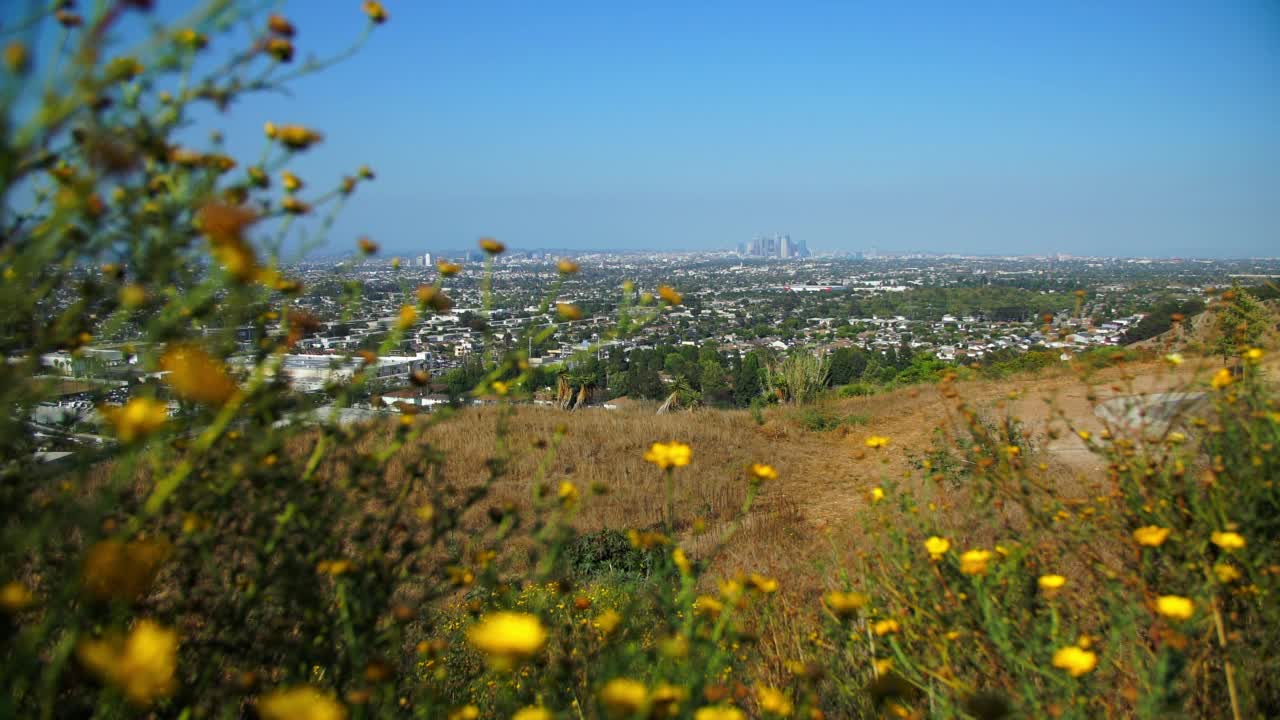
130;2;1280;256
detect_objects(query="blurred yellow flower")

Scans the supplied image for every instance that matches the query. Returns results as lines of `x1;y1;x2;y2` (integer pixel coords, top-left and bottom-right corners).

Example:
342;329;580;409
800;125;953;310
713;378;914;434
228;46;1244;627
258;686;348;720
557;302;583;321
925;536;950;560
478;237;506;254
695;706;746;720
1133;526;1170;547
437;260;462;276
959;549;993;576
1211;531;1245;550
870;486;885;503
1164;353;1184;366
693;595;724;617
0;581;34;613
397;304;418;330
1077;429;1091;441
557;258;580;274
872;619;900;636
864;435;889;449
756;686;794;716
104;397;168;443
1051;646;1097;677
823;591;869;617
1039;574;1067;590
275;125;324;150
657;285;683;305
644;441;691;469
748;463;778;481
1211;368;1233;390
119;283;147;308
1214;563;1241;583
448;707;479;720
466;612;546;667
672;547;691;574
558;480;579;506
281;170;303;192
82;538;170;602
513;708;552;720
748;573;779;593
77;620;178;706
600;678;648;716
160;344;238;406
594;609;623;634
362;1;388;23
1243;347;1264;363
1156;595;1194;620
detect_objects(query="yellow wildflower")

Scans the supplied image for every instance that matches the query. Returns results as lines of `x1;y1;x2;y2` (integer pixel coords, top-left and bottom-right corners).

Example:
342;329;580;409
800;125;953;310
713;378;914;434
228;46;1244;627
274;125;324;150
1214;563;1241;583
756;686;794;717
1051;646;1097;677
513;708;552;720
747;573;779;593
870;487;885;503
644;441;692;469
600;678;648;716
672;547;691;575
1164;352;1184;366
657;285;683;305
557;258;580;274
448;707;479;720
1077;429;1091;441
693;595;724;617
823;591;869;617
594;609;623;634
466;612;546;668
558;480;579;507
748;463;778;482
959;549;993;576
1156;595;1195;620
628;529;670;549
872;619;900;636
82;538;170;602
160;344;237;406
1211;368;1233;390
1211;531;1246;551
281;171;303;192
478;237;505;254
1;581;35;613
557;302;583;321
437;260;462;276
695;707;746;720
119;283;147;308
397;304;418;330
362;1;388;24
864;435;889;449
77;620;178;706
1243;347;1264;363
258;686;348;720
1039;574;1067;590
104;397;168;443
1133;526;1170;547
925;536;950;561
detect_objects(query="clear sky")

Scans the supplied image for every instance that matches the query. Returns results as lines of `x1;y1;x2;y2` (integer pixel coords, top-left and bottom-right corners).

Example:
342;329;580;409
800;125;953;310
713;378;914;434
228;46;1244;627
177;2;1280;256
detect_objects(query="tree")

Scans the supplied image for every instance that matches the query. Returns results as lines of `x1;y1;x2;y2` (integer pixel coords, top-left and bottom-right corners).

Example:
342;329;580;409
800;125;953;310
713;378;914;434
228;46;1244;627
733;352;765;406
828;347;868;386
765;351;830;405
699;358;728;404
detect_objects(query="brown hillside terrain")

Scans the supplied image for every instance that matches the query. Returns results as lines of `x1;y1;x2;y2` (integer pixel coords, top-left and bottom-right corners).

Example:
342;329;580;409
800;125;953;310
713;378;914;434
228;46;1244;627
373;351;1277;589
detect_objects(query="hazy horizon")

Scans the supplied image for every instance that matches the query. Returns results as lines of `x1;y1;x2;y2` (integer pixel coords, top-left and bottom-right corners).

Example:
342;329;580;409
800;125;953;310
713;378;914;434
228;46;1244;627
170;1;1279;258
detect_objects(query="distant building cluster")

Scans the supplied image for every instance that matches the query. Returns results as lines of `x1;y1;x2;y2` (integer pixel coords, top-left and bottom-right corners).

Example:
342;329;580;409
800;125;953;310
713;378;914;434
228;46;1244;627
738;233;809;259
407;253;434;267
